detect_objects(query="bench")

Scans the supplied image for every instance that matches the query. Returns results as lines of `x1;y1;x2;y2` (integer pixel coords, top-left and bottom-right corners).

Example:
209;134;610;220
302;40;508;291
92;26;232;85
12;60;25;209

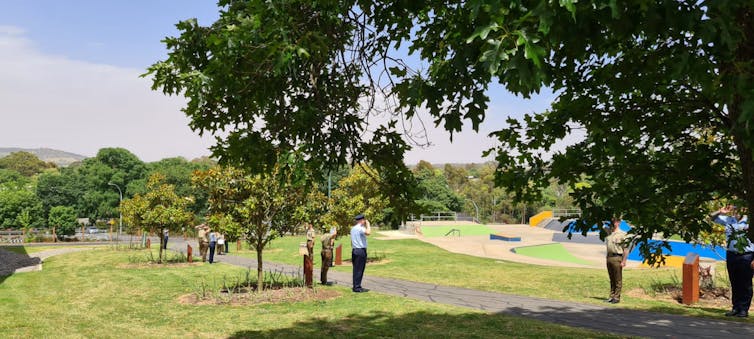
489;233;521;242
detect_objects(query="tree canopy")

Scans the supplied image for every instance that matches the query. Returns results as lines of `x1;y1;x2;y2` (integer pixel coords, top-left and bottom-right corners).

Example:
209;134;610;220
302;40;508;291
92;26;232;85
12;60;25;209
0;151;55;177
149;0;754;262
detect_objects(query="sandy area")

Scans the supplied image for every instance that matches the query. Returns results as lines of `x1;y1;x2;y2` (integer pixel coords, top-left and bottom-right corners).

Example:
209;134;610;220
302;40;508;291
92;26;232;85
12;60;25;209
384;223;643;269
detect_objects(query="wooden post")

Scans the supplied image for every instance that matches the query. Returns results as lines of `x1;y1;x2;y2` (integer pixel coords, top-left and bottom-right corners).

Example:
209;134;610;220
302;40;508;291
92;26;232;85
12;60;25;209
304;255;313;288
187;244;193;263
237;239;241;251
146;238;151;249
335;244;342;265
682;253;700;305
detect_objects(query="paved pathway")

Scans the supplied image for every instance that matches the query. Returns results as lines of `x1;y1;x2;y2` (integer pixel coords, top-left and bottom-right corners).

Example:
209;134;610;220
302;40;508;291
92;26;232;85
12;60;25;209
168;239;754;339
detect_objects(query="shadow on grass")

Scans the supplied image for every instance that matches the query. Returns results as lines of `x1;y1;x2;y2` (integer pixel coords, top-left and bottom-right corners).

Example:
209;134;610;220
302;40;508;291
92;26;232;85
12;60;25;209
226;304;754;338
227;310;620;338
0;246;41;285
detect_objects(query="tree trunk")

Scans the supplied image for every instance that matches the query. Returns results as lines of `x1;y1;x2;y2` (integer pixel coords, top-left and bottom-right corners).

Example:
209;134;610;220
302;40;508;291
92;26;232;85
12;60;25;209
256;245;264;291
735;136;754;241
731;3;754;242
158;233;164;264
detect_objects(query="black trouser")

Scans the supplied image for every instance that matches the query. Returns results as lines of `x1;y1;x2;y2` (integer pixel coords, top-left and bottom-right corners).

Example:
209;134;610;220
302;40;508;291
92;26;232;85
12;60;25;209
209;242;216;263
352;248;367;290
727;251;754;312
163;236;168;250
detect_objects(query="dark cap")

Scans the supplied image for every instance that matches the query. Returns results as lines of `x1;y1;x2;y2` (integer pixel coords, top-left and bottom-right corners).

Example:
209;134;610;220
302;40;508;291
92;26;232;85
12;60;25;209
354;214;365;221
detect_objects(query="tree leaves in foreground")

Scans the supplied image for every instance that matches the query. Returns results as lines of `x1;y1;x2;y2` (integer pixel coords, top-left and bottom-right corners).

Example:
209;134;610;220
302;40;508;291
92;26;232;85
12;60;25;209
149;1;754;264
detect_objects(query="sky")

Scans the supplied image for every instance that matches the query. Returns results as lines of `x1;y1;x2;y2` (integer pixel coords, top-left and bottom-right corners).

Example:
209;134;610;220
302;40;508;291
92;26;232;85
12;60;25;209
0;1;556;164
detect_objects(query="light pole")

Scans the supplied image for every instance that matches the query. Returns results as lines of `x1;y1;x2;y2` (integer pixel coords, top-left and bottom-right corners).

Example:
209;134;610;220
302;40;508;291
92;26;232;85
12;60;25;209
469;199;480;223
108;182;123;241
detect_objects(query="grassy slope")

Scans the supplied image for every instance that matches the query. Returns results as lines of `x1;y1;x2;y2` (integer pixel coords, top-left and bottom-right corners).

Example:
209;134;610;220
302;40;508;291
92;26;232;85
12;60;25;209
233;235;739;320
0;249;621;338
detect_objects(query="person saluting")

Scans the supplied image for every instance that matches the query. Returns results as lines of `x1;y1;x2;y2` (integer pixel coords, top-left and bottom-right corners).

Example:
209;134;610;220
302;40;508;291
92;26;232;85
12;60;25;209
351;214;371;292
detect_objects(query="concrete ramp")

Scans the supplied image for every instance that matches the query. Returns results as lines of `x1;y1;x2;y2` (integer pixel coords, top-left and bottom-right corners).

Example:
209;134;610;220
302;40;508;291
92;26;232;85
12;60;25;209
540;218;561;231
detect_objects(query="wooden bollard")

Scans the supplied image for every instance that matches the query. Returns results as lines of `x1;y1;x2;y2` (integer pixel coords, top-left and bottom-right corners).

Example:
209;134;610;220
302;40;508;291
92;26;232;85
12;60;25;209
304;255;313;288
187;244;193;263
237;239;241;251
146;238;151;249
682;253;700;305
335;244;342;265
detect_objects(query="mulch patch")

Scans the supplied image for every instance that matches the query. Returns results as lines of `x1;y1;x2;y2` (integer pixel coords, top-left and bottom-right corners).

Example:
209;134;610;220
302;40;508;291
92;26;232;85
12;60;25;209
178;287;341;306
627;286;730;308
117;262;204;269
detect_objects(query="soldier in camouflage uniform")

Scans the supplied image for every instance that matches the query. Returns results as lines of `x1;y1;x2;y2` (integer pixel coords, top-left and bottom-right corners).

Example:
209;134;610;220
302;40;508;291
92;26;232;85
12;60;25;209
320;229;337;285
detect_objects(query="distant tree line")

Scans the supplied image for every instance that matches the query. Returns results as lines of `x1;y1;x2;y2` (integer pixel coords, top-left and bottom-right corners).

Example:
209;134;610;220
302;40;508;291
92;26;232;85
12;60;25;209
0;148;576;239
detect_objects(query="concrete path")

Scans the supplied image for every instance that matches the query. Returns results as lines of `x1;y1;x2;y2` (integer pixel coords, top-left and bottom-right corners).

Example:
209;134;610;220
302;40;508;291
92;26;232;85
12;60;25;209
0;246;93;274
168;239;754;339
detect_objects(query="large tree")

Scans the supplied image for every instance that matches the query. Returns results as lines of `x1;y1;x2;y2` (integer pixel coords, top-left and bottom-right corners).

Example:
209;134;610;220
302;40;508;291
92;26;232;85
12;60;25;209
146;0;416;224
150;1;754;261
0;151;54;177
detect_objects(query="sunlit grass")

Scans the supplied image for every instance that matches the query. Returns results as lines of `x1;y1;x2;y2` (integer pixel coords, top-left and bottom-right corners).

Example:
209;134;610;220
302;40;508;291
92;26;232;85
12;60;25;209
231;234;741;320
0;249;622;338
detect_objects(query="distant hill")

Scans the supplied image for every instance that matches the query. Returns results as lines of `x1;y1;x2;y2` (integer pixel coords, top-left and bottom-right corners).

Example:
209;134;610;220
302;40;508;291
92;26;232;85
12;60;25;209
0;148;87;167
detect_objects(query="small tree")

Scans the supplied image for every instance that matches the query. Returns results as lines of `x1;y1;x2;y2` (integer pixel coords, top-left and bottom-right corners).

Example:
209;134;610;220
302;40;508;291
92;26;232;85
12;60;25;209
16;209;32;242
324;164;388;235
193;164;300;291
48;206;77;241
121;194;148;246
141;173;193;263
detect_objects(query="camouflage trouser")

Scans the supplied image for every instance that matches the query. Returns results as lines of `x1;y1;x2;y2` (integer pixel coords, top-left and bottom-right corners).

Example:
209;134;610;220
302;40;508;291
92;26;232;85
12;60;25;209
607;255;623;301
199;241;209;262
321;249;332;283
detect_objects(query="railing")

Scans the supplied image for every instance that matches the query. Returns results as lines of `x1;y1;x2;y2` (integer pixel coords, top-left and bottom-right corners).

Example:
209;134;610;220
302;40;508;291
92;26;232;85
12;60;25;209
553;209;582;218
444;229;461;237
420;211;458;221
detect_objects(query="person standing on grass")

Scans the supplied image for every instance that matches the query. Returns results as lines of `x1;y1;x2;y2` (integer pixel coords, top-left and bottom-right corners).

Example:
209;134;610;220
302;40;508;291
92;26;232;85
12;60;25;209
196;224;209;262
605;218;630;304
320;227;337;285
208;228;217;264
305;223;315;258
351;214;371;292
217;233;225;255
162;227;169;250
711;205;753;317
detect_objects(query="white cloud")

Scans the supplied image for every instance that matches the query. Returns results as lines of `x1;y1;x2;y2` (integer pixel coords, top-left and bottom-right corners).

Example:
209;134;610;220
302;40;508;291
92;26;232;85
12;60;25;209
0;26;214;162
0;26;576;166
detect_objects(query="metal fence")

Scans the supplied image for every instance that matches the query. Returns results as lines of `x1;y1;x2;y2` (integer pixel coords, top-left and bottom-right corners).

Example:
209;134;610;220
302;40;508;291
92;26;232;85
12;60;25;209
418;211;458;221
553;209;582;218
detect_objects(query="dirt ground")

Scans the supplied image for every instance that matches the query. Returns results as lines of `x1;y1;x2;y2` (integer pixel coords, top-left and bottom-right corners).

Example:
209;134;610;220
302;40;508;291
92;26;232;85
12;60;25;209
626;286;731;309
178;287;341;306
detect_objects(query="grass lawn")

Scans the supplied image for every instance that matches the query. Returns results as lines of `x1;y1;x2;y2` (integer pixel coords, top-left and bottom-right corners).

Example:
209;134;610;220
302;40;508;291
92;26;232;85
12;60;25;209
419;225;496;237
513;243;592;265
230;234;744;321
0;245;71;255
0;248;622;338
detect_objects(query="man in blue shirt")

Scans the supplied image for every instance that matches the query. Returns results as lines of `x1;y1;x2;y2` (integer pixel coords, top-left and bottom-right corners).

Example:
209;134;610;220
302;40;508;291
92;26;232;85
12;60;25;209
712;205;753;317
350;214;371;292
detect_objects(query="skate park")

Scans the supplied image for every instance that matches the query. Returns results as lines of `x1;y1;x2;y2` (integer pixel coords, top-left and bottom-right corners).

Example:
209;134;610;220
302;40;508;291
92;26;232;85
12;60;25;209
397;210;726;269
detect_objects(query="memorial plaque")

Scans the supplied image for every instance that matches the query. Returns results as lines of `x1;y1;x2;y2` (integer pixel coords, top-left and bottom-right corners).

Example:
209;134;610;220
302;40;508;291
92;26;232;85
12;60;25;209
682;253;699;305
